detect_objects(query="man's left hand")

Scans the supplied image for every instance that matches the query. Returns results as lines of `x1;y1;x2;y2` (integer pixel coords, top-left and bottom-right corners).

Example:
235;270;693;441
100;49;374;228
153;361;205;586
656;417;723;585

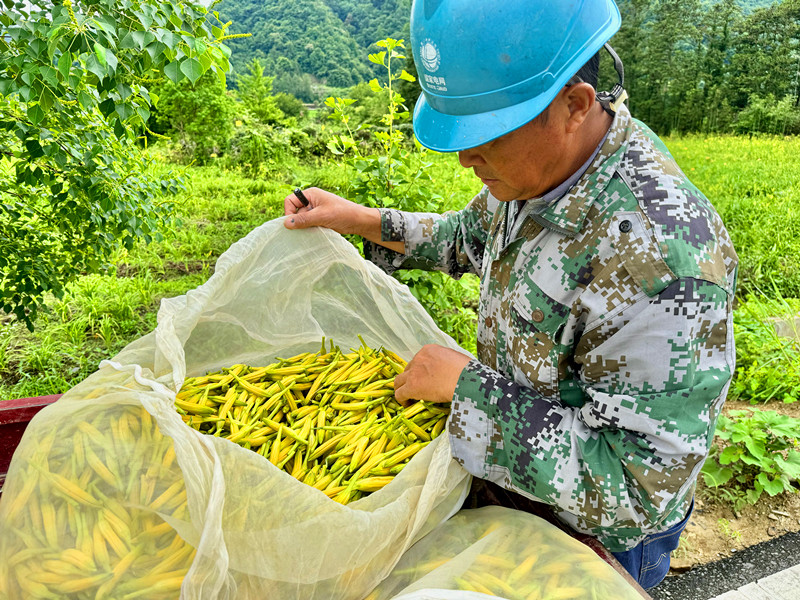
394;344;472;406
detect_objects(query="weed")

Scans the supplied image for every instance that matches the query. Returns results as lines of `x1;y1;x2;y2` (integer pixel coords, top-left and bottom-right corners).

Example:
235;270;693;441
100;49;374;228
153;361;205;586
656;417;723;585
717;518;742;543
672;532;694;559
731;293;800;404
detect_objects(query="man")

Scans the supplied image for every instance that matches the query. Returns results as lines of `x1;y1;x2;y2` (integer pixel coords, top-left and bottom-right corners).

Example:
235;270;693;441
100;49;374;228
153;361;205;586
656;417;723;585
283;0;737;589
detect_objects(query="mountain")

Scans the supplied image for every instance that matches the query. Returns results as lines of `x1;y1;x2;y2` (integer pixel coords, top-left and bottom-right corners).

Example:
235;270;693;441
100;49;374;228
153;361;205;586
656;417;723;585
215;0;781;101
216;0;410;95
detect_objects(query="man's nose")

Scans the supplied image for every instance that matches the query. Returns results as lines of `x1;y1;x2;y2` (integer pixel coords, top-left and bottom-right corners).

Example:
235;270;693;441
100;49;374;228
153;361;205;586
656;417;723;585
458;147;486;168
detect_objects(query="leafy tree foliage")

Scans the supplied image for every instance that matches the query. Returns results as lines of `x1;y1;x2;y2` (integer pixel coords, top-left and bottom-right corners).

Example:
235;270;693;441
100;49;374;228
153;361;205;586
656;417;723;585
151;71;238;164
607;0;800;135
274;92;305;118
0;0;237;328
236;58;284;123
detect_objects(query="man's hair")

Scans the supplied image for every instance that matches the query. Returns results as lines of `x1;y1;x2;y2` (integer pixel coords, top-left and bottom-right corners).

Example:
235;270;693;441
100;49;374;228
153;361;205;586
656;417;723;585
573;52;600;89
532;52;600;126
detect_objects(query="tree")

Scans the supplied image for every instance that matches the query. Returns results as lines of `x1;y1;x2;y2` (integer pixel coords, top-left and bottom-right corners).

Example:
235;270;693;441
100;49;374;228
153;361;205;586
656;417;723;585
0;0;239;328
235;58;283;123
274;92;305;118
151;71;238;164
729;1;800;111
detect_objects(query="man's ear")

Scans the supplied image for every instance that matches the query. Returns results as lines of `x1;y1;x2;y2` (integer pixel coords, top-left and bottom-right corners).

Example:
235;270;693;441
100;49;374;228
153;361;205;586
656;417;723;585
562;83;596;133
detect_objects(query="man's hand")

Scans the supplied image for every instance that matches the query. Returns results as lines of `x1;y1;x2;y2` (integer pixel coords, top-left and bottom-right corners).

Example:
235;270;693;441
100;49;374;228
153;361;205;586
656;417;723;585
394;344;472;406
283;187;405;253
283;187;374;235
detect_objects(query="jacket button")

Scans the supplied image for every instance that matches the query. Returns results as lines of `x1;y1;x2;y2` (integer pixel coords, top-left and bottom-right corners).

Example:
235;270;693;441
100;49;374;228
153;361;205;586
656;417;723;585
485;316;494;328
619;219;632;233
532;310;544;323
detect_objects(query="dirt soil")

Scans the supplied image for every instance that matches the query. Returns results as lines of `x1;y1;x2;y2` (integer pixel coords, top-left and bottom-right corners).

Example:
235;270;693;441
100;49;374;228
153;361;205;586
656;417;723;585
669;399;800;574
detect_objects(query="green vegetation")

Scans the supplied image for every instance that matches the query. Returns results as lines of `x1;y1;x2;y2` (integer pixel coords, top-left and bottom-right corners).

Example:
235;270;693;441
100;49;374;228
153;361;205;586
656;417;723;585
730;295;800;404
0;0;237;328
215;0;410;92
702;409;800;511
606;0;800;136
0;143;481;400
666;135;800;299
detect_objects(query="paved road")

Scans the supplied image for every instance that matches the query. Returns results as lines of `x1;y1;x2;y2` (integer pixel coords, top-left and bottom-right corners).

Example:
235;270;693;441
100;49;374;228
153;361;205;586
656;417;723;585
649;531;800;600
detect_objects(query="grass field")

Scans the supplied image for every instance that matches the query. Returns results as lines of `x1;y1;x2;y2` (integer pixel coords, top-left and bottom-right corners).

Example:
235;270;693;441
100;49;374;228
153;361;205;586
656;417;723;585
1;135;799;401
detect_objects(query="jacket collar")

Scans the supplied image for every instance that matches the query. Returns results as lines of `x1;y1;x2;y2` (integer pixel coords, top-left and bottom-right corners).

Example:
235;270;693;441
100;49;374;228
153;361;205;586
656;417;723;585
530;103;634;237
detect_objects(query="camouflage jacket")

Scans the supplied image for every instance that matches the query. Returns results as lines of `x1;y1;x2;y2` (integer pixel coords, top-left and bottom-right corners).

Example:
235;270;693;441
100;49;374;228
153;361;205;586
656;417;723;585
365;105;738;552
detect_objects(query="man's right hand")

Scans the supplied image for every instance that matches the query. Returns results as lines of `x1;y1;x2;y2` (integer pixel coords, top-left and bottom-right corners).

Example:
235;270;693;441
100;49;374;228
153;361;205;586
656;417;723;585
282;187;405;253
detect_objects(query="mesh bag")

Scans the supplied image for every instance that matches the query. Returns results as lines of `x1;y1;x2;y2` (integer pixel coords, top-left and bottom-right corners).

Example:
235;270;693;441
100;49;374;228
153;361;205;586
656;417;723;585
0;220;471;599
369;506;643;600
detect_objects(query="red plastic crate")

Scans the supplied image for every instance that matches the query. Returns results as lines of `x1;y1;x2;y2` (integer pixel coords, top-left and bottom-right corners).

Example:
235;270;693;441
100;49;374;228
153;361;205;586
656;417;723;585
0;395;61;494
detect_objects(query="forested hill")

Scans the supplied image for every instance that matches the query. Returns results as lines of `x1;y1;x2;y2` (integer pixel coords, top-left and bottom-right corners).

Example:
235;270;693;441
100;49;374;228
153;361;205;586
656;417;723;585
217;0;409;96
737;0;781;10
216;0;784;104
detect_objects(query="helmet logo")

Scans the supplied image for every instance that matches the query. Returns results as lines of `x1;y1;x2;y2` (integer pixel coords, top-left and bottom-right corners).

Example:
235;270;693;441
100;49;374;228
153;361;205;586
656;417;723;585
420;39;440;72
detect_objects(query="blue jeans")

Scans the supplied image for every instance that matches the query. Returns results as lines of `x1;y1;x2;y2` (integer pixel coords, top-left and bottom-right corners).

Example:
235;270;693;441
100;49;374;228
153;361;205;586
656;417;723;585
612;500;694;590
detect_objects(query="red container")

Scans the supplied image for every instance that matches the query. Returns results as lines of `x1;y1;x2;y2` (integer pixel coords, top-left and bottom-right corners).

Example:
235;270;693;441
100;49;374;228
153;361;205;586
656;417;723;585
0;395;61;495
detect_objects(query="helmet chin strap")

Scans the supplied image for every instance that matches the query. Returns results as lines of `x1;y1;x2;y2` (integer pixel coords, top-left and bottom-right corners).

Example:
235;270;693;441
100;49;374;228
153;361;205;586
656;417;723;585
596;43;628;116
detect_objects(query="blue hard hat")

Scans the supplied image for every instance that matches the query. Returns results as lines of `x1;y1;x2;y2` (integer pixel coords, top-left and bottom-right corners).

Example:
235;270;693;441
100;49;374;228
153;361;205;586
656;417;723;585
411;0;622;152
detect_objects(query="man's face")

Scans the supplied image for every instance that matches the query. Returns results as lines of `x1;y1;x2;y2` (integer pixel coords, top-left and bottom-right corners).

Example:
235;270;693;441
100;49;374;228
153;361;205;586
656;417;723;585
457;111;566;202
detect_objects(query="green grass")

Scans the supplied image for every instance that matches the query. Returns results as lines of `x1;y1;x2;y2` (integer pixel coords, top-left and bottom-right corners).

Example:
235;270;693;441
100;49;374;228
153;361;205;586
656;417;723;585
664;134;800;298
1;136;799;402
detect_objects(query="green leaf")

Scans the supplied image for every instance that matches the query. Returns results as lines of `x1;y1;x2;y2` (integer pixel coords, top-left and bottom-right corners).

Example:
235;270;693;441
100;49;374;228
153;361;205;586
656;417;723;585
399;69;416;82
57;52;72;78
105;48;118;73
25;139;44;158
40;66;59;88
115;102;133;121
133;30;155;50
27;104;45;125
119;31;136;49
94;42;108;66
701;461;733;487
93;15;117;36
158;29;180;48
163;60;183;83
28;38;47;59
98;98;115;118
198;52;212;73
774;451;800;479
368;52;386;66
78;90;93;110
146;41;167;62
719;446;741;465
113;119;126;138
179;57;203;84
85;54;105;79
38;87;55;112
757;473;786;496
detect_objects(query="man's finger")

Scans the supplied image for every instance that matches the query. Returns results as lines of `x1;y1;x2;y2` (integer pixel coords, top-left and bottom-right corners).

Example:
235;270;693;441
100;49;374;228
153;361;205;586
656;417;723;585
283;195;305;215
284;210;310;229
393;370;410;402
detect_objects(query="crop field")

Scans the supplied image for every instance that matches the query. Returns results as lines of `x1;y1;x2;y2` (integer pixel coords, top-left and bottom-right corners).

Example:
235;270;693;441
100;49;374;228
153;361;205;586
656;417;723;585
1;134;799;404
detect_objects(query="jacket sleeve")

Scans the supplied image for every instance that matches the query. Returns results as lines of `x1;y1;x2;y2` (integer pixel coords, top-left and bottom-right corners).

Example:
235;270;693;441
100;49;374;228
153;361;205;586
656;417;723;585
363;188;497;278
448;276;734;551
